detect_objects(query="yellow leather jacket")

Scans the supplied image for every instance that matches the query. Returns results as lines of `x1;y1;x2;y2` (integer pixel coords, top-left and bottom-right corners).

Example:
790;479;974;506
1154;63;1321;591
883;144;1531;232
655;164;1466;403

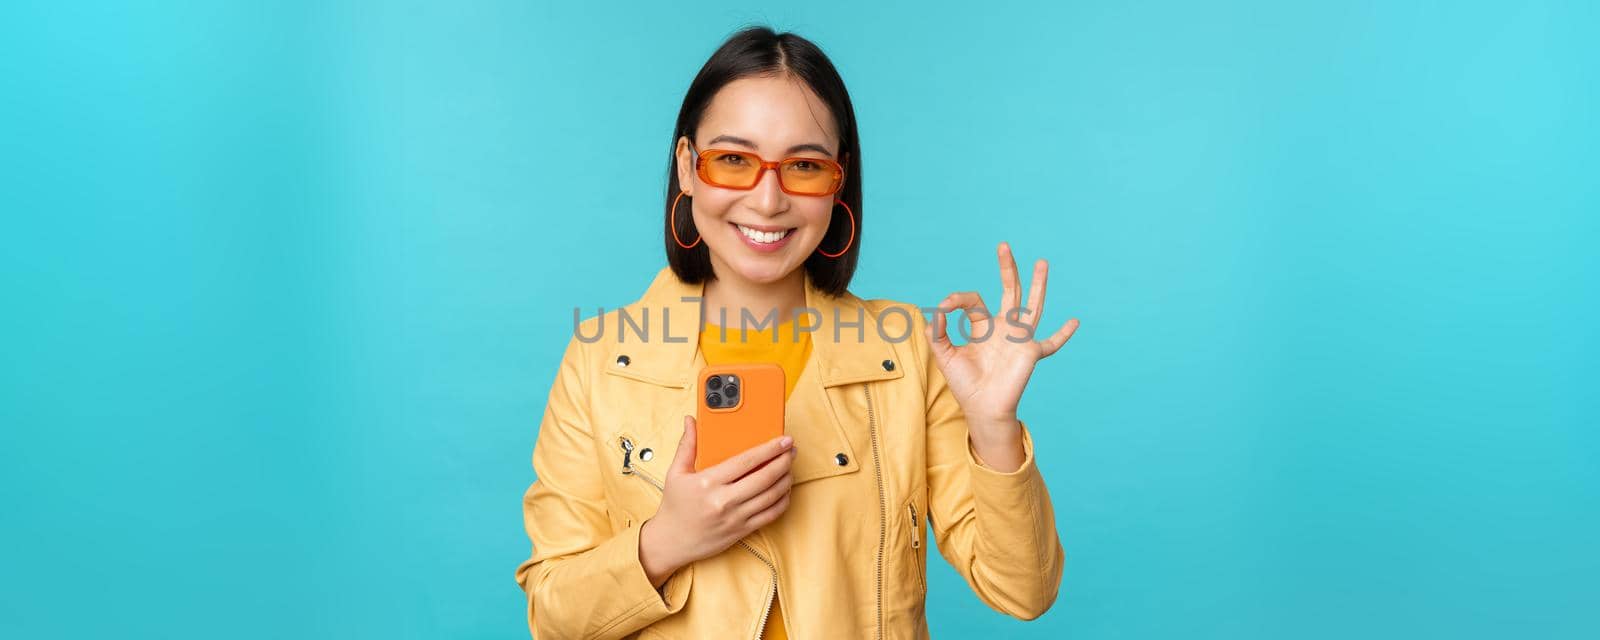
515;266;1065;639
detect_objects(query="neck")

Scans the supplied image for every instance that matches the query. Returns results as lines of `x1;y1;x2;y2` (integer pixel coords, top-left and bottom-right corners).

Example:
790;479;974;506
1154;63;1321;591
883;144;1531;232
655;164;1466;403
701;266;807;330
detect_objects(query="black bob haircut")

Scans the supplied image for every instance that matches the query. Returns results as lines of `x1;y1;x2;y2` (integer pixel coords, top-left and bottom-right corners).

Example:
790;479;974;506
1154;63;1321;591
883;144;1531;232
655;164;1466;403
664;26;862;297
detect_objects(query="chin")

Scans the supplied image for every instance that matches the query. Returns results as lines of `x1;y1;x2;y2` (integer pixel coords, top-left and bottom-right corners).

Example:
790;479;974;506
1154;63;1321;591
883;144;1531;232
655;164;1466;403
728;259;797;284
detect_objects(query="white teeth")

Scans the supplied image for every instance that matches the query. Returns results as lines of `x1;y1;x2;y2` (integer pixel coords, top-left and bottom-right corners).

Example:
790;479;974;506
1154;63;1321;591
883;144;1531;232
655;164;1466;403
736;224;791;244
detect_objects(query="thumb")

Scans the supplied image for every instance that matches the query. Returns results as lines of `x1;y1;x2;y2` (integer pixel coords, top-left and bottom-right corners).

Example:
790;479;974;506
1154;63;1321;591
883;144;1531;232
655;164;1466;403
670;414;698;474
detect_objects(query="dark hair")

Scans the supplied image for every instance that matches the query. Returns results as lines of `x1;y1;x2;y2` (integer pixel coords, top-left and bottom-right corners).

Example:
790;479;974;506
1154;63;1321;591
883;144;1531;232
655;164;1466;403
664;26;862;297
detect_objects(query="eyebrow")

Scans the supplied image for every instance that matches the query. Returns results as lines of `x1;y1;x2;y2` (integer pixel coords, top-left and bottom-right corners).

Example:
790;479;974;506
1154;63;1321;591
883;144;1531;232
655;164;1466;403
704;134;835;157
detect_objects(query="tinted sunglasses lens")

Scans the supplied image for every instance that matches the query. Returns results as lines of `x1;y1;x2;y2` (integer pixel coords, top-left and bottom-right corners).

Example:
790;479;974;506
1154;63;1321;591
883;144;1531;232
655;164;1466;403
780;159;840;195
701;152;761;188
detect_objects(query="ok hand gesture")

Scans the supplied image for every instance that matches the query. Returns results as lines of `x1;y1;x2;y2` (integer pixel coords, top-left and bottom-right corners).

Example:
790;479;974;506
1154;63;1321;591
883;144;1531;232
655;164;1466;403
927;242;1080;463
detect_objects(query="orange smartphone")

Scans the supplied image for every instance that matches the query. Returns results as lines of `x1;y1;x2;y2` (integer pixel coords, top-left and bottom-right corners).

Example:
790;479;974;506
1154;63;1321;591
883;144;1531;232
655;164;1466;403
694;363;786;473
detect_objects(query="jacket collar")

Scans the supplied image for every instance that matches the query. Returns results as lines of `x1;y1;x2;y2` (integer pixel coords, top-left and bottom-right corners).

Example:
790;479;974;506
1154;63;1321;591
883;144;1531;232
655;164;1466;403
602;266;904;389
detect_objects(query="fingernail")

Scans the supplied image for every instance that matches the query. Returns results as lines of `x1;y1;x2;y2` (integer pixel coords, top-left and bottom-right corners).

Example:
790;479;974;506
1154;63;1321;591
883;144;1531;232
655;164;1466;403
779;436;793;448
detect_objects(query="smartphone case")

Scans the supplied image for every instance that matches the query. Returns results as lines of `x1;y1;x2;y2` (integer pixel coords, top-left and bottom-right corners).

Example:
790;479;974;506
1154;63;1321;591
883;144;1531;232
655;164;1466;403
694;362;786;473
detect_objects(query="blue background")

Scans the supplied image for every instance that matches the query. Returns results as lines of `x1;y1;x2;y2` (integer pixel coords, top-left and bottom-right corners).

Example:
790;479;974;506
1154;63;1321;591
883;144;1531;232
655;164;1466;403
3;1;1595;638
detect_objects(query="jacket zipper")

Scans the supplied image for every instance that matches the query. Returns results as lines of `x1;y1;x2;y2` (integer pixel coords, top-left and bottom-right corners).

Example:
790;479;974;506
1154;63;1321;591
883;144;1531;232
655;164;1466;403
619;435;779;640
907;502;925;596
864;385;886;640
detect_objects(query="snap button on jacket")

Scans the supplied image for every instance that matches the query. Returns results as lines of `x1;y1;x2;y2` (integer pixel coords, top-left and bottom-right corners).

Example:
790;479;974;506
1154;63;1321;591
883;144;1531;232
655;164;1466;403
515;266;1066;639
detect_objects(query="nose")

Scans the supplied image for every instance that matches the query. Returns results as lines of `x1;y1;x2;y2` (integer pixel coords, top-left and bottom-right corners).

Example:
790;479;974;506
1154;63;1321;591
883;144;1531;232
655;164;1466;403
747;166;788;216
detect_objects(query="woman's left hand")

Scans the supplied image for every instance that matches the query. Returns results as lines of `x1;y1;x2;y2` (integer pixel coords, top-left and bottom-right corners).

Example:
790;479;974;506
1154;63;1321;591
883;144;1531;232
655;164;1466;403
927;242;1080;465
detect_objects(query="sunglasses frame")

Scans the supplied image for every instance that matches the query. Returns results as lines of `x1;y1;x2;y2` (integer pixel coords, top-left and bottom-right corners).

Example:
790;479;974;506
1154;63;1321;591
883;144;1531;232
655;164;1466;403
690;144;849;197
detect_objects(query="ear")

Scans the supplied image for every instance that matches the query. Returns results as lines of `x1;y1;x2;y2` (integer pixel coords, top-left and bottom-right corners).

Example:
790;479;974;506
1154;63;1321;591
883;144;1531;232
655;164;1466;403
675;136;696;196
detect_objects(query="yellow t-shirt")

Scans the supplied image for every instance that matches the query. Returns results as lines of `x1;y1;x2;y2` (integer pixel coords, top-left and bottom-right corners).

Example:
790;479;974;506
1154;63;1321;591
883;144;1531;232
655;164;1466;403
699;315;810;640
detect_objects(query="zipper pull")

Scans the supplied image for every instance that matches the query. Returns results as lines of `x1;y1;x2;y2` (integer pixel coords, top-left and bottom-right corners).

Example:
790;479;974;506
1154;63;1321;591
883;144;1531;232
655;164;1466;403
908;503;921;549
619;436;635;473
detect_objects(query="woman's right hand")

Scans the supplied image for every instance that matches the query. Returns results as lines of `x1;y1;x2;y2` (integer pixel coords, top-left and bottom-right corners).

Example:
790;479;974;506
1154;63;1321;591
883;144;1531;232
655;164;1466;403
638;415;796;588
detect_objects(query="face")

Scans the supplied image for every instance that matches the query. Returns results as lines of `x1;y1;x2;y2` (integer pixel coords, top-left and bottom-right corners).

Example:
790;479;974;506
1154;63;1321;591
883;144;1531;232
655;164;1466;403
675;74;845;285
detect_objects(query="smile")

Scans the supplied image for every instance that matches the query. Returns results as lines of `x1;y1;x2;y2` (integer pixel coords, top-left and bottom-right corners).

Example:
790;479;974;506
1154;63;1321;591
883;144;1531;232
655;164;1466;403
733;223;794;245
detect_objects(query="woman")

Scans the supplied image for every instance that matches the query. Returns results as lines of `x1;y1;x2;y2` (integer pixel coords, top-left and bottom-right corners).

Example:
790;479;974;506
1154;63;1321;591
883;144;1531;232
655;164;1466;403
515;26;1080;640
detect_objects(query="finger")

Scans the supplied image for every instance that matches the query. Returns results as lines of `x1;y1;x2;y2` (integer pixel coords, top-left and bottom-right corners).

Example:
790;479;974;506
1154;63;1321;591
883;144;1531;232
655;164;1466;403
736;466;794;521
998;242;1021;313
726;447;796;502
927;307;956;359
941;291;992;340
1039;318;1081;358
707;434;794;484
940;291;991;323
745;491;792;530
669;415;698;474
1023;258;1048;328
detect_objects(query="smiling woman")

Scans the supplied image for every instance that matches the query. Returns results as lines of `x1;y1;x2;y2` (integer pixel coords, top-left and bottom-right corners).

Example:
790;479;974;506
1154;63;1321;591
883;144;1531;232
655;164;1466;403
663;30;863;301
515;25;1078;640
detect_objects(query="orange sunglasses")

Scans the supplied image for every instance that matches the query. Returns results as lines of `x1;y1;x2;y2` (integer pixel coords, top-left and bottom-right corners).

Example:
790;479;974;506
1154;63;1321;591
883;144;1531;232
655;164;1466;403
690;143;848;197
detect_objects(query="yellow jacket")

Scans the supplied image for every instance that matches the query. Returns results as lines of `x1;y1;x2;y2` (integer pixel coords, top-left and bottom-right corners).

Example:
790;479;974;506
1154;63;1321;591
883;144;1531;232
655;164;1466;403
515;266;1066;639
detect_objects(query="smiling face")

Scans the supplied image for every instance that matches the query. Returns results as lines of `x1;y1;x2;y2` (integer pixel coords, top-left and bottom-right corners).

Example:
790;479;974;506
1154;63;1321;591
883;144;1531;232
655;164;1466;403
675;74;845;286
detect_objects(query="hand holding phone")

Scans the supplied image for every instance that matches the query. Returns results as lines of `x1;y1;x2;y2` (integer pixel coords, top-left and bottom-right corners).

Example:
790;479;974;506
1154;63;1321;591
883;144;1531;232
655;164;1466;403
630;408;793;588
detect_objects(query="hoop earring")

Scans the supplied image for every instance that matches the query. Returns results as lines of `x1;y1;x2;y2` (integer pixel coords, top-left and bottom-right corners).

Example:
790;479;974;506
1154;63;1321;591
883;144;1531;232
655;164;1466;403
817;198;856;258
670;191;701;249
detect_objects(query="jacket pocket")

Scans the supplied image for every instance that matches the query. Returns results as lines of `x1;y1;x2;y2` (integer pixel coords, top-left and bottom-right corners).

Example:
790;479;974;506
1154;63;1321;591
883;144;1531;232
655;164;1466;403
610;428;670;524
903;495;927;598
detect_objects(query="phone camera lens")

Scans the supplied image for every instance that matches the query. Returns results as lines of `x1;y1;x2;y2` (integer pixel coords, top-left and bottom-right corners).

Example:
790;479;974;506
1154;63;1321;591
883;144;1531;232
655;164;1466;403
723;383;738;398
707;392;723;407
707;376;723;391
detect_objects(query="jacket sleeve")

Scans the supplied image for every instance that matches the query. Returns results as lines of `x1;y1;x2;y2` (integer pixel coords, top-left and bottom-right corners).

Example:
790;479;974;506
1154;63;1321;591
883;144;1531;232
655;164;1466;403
909;308;1066;620
513;334;693;639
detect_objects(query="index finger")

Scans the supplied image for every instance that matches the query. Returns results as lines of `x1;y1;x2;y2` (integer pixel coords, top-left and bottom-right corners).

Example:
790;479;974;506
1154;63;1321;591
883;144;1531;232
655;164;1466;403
707;435;794;484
